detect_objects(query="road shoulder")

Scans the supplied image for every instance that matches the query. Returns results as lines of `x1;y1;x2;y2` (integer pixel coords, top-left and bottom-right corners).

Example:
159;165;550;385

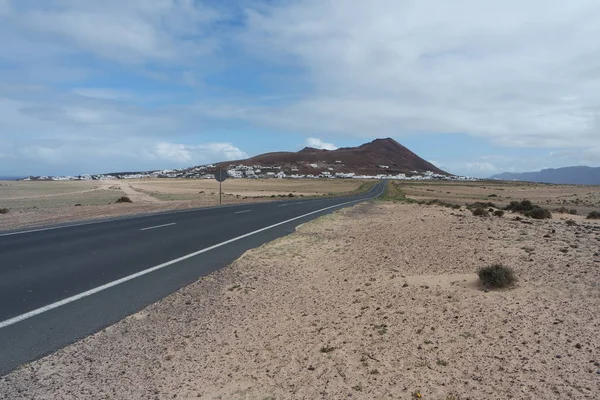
1;201;599;399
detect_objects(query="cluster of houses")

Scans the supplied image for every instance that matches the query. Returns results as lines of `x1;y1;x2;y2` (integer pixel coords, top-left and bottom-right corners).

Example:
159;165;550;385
24;163;476;182
221;164;474;181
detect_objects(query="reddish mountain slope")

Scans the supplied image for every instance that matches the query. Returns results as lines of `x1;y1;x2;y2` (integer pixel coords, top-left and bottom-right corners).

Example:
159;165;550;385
220;138;450;176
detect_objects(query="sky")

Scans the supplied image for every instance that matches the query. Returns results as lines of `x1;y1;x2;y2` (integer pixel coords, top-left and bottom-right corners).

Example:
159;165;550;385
1;0;599;178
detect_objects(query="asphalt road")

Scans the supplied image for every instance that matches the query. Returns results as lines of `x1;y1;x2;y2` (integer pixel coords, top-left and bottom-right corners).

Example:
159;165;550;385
0;181;385;376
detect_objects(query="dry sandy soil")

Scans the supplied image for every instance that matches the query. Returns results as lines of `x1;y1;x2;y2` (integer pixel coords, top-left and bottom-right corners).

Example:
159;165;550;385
401;181;600;216
1;200;599;399
129;179;366;200
0;179;366;231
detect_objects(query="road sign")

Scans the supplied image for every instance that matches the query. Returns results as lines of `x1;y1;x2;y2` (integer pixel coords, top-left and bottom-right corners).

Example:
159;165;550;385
215;169;228;204
215;169;228;183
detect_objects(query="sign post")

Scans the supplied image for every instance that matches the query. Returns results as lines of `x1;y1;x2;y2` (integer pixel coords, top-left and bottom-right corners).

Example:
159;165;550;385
215;169;228;205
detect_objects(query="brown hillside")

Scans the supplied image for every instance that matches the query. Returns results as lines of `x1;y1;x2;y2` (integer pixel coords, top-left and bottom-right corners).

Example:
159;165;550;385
220;138;450;176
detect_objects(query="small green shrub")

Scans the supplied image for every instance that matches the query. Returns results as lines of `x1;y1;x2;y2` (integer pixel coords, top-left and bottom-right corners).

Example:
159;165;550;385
472;207;489;217
555;207;578;215
352;383;363;392
587;211;600;219
506;199;551;219
493;210;505;217
0;208;9;214
478;264;516;289
320;346;335;353
524;207;552;219
488;194;498;198
288;193;295;198
115;196;133;203
505;200;534;212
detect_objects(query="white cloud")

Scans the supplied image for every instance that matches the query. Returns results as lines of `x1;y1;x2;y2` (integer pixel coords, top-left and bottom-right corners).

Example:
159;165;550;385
0;1;223;69
152;142;248;164
238;0;600;149
305;137;338;150
0;88;248;175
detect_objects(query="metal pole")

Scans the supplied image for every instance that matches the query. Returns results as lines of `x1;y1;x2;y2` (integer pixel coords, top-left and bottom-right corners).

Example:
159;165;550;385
219;170;222;205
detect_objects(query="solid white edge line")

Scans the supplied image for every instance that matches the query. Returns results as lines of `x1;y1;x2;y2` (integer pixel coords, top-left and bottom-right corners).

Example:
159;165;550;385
140;223;176;231
234;210;252;214
0;184;384;330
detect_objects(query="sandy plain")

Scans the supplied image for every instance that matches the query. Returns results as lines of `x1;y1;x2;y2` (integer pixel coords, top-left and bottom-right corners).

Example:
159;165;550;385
1;186;599;399
0;179;368;231
400;181;600;216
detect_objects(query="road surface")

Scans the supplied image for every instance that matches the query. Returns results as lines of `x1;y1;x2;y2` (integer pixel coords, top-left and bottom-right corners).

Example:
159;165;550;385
0;181;385;376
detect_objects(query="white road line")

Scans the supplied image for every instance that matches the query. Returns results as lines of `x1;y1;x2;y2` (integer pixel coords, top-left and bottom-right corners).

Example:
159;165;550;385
0;203;259;237
277;204;289;207
234;210;252;214
0;191;381;330
140;223;176;231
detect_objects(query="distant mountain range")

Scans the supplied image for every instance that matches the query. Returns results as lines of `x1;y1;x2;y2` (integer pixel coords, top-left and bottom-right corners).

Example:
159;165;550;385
491;166;600;185
219;138;451;176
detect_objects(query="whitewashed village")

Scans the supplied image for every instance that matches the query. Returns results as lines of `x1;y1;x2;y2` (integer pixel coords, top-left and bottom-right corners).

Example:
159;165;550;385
24;162;475;182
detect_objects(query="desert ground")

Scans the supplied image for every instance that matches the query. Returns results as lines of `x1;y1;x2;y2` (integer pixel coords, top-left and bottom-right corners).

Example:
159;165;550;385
1;183;599;399
400;180;600;216
0;179;368;231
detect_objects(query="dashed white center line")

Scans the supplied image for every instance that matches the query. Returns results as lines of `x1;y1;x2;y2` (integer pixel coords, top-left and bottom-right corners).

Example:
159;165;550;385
277;204;289;207
140;223;176;231
0;183;385;330
234;210;252;214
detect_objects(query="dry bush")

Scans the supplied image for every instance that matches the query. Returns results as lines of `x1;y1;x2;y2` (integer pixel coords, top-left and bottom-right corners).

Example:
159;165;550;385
472;207;489;217
478;264;516;289
524;207;552;220
115;196;133;204
506;199;551;219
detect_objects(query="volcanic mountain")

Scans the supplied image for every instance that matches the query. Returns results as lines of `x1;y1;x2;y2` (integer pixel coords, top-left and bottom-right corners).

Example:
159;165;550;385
219;138;451;176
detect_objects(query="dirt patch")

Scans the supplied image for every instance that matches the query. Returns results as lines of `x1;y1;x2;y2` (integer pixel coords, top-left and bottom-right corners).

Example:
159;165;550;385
109;182;163;204
1;202;599;399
